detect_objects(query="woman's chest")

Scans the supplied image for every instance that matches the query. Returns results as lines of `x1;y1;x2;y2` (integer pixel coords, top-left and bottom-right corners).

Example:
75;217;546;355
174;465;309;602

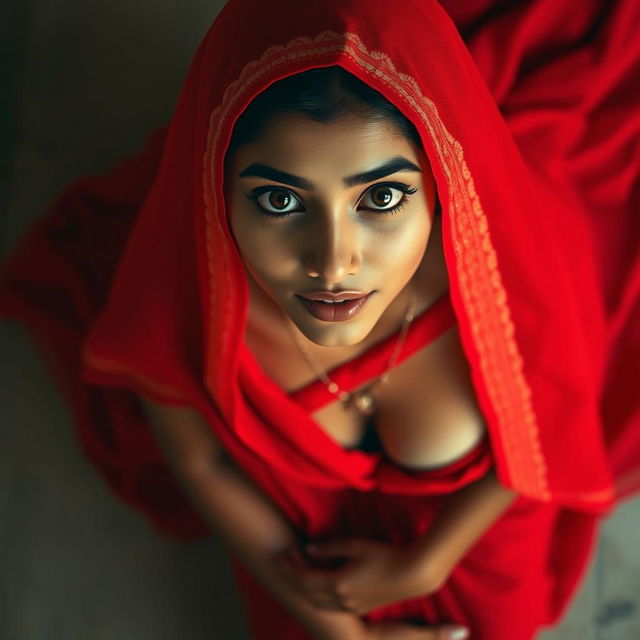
248;322;487;469
313;326;486;468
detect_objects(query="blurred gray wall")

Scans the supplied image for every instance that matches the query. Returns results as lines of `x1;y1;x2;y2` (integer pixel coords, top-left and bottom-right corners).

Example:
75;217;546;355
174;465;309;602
1;1;639;639
2;0;227;253
1;2;254;639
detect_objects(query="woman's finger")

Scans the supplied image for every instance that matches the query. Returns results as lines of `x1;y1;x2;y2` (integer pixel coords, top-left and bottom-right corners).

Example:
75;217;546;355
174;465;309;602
369;621;470;640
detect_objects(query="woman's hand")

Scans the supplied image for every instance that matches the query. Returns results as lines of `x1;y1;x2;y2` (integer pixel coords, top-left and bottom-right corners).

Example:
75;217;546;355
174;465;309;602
273;537;447;617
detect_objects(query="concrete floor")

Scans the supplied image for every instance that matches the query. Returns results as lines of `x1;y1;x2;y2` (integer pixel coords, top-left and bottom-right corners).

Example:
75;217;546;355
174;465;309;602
2;2;639;638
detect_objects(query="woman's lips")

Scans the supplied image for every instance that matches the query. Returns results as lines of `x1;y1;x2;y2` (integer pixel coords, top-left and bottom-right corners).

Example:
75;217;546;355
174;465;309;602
295;292;374;322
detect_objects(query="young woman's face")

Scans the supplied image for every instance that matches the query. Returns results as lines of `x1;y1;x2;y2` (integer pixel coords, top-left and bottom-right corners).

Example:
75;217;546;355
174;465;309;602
225;111;436;348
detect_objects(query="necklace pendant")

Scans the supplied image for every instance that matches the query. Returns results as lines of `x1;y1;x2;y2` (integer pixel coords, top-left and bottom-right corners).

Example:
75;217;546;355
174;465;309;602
351;390;375;416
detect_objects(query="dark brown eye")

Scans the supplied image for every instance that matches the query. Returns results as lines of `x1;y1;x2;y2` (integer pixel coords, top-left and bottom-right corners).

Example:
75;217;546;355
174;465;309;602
371;187;393;207
256;189;301;213
269;191;291;209
361;185;405;210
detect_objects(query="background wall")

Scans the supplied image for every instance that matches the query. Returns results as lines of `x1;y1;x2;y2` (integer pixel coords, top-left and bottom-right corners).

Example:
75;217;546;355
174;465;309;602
1;1;638;638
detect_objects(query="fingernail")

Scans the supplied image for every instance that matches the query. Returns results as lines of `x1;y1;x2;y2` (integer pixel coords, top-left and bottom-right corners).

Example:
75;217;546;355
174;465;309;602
448;627;469;640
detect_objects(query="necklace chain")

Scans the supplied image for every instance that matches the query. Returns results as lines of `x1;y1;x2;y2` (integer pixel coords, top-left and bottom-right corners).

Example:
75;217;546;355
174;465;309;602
285;291;418;416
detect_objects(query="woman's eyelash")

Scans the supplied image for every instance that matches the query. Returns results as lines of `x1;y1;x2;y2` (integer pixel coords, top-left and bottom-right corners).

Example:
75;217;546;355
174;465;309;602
245;182;418;218
381;198;409;216
361;182;417;216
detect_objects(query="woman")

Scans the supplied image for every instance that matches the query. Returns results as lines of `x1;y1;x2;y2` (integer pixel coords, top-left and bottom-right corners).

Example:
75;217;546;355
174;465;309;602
1;0;638;638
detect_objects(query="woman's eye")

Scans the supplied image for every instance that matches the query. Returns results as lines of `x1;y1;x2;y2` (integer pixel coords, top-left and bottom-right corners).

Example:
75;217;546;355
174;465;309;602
360;185;407;211
247;182;416;217
256;189;302;213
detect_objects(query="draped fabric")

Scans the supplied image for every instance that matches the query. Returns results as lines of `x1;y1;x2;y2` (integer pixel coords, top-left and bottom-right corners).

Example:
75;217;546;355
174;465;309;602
1;0;638;637
442;0;640;503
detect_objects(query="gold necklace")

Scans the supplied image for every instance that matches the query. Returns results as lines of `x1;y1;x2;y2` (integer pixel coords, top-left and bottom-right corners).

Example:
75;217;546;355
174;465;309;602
285;291;417;416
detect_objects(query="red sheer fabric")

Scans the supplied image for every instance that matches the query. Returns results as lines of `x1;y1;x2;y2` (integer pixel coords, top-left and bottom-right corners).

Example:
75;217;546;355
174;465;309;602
1;0;638;637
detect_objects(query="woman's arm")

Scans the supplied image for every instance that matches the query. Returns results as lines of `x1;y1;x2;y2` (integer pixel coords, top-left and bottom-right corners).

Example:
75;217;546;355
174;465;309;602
139;396;367;640
405;465;518;590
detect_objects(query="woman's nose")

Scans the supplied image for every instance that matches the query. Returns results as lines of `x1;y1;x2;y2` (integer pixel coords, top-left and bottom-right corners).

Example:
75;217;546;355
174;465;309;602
303;213;361;283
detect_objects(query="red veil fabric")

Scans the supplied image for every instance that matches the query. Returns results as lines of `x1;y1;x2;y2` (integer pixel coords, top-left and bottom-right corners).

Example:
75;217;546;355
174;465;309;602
1;0;639;638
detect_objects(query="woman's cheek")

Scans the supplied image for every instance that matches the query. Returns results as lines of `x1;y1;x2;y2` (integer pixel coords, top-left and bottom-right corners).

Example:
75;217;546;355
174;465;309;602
382;220;430;267
253;236;298;283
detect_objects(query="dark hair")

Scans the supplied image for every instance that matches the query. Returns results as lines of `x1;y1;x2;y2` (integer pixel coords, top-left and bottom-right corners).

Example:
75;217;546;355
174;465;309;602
227;66;421;150
225;65;440;215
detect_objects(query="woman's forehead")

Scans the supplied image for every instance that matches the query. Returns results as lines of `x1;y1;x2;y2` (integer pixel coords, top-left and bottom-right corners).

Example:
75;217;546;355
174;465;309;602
228;112;425;182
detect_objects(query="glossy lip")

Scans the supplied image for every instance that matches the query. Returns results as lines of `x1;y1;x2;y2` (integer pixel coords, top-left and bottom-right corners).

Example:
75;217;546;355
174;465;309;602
297;289;370;302
295;291;374;322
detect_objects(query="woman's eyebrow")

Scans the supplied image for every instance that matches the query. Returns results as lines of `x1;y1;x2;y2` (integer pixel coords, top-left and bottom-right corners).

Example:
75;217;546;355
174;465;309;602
344;157;422;187
238;164;313;189
238;156;422;190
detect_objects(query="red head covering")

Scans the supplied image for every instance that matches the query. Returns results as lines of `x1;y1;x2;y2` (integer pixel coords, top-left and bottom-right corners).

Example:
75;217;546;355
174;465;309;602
77;0;640;526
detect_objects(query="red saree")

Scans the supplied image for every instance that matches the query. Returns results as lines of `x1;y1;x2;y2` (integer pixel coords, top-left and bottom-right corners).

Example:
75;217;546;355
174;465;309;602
1;0;638;638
